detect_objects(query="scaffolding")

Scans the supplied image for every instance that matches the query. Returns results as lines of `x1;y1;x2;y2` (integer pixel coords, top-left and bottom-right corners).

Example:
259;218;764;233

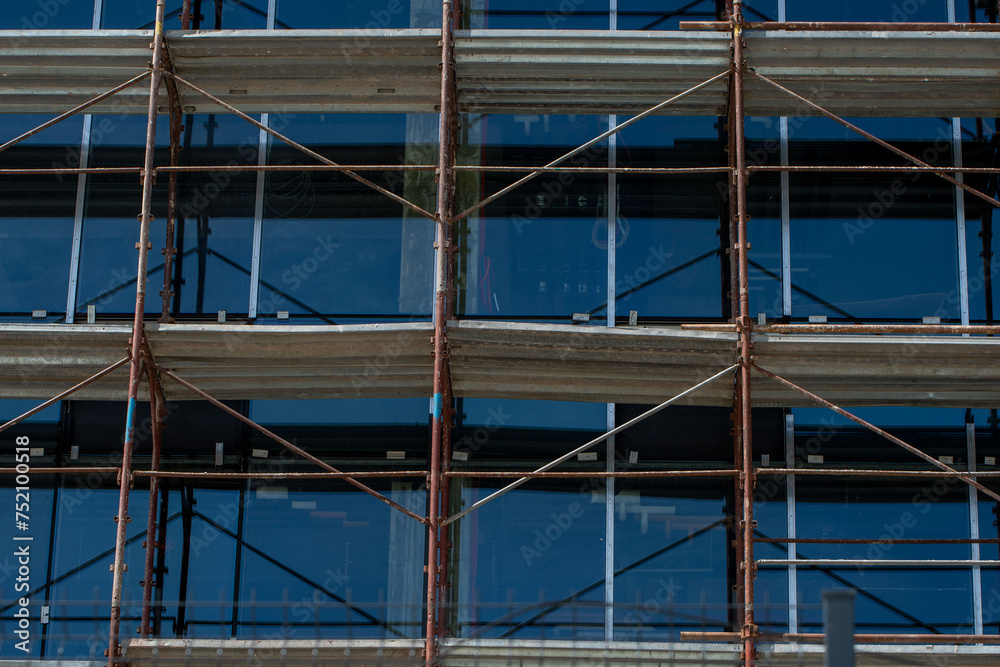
3;0;1000;665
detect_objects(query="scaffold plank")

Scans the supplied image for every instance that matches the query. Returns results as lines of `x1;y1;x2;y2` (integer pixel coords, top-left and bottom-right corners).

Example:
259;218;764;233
0;29;997;116
1;322;998;406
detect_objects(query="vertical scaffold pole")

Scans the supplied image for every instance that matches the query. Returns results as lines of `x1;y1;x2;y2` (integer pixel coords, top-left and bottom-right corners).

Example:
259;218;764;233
731;2;757;665
724;0;744;636
426;0;457;663
139;363;165;637
107;0;165;663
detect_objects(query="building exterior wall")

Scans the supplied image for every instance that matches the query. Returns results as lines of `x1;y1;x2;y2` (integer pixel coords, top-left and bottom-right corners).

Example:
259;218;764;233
0;0;999;664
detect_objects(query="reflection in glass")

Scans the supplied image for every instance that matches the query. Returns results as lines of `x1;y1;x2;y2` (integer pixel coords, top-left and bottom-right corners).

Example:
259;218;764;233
2;0;94;29
101;0;268;29
258;114;435;322
613;480;729;640
238;482;425;639
0;115;83;321
457;114;609;321
454;481;605;639
788;117;960;321
277;0;439;29
75;114;257;318
785;0;947;22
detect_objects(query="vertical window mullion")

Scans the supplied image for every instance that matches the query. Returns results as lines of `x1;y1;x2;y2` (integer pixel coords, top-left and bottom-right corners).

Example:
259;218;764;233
779;116;791;318
784;411;797;633
65;115;92;323
247;114;269;319
968;417;984;634
605;0;618;640
952;117;972;326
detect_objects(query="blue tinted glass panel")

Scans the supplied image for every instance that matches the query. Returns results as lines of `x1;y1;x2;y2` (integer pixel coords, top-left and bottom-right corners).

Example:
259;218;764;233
76;114;257;318
277;0;439;28
153;488;238;639
958;5;999;22
457;115;608;322
2;0;94;29
461;399;605;429
101;0;267;29
238;482;425;639
617;0;778;27
789;118;959;321
0;482;54;659
258;114;435;322
961;118;999;323
251;398;429;425
790;217;959;320
468;0;608;29
613;480;728;640
454;482;605;639
615;117;730;321
785;0;947;21
49;485;149;651
790;407;973;633
754;476;789;633
0;115;83;321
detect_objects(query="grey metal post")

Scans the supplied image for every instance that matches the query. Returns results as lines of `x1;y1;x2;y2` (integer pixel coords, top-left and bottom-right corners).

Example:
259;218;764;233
823;589;856;667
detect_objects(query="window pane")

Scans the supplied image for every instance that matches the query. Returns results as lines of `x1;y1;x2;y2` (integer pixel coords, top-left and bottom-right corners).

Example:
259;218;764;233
786;0;947;21
0;115;83;321
3;0;94;29
257;114;435;323
276;0;439;29
457;114;608;322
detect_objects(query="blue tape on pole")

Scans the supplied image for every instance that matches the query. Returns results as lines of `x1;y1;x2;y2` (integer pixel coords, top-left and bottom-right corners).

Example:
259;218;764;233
433;393;443;420
124;396;136;438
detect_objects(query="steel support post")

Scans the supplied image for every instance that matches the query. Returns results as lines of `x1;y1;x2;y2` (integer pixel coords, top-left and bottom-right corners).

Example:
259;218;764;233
426;0;458;662
731;3;757;665
724;6;744;632
140;358;166;637
159;58;183;323
107;1;165;662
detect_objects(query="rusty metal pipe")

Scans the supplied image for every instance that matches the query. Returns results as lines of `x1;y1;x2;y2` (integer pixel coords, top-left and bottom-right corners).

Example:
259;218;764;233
0;357;129;435
680;20;1000;31
151;364;429;525
0;467;119;475
0;168;144;175
443;470;739;478
680;631;1000;643
683;323;1000;334
450;165;734;174
154;164;436;173
161;71;437;221
107;2;165;663
753;363;1000;504
139;361;165;637
132;470;429;479
756;537;1000;544
732;4;757;664
159;55;183;324
750;165;1000;174
426;0;458;661
758;468;1000;478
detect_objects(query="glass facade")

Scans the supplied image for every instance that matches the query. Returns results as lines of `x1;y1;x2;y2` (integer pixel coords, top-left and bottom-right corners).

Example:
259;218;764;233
1;0;999;662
